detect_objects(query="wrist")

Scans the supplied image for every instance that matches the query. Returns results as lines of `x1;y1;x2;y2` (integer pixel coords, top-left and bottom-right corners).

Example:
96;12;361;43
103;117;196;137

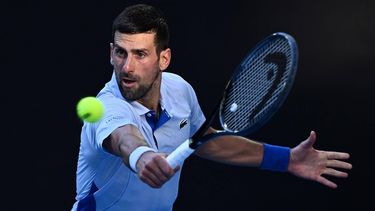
259;143;290;172
129;146;157;173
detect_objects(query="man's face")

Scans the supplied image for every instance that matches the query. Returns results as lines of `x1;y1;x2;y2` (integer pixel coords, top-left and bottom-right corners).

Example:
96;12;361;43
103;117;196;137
111;31;162;101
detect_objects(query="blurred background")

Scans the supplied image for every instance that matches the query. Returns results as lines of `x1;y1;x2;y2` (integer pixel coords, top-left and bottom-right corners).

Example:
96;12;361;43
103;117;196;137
2;0;373;210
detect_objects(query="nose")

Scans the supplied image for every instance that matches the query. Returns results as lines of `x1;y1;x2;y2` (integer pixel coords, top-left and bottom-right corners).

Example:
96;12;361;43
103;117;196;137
122;55;135;73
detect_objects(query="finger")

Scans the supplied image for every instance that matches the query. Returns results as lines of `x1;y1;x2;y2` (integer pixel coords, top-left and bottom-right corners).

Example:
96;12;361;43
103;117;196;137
173;165;180;173
140;177;160;188
326;159;353;170
140;157;169;187
144;160;169;183
316;175;337;189
326;152;350;160
157;153;180;174
301;131;317;149
322;168;349;178
139;169;162;188
310;130;316;138
154;156;175;178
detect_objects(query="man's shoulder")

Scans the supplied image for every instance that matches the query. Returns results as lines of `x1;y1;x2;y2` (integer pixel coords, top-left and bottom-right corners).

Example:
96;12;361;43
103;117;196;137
162;72;186;82
162;72;191;88
161;72;198;106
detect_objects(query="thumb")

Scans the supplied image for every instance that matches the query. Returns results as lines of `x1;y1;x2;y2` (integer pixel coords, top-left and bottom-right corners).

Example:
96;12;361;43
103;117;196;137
301;130;317;149
160;153;180;172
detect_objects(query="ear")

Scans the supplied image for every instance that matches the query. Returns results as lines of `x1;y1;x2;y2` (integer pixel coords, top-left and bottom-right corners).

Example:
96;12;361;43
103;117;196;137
110;43;114;65
159;48;171;71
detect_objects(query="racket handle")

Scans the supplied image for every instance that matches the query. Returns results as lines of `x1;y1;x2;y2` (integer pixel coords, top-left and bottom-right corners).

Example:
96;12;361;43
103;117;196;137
166;139;194;168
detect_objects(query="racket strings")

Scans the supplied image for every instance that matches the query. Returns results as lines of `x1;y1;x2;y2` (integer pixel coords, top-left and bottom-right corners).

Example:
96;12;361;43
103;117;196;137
221;37;296;132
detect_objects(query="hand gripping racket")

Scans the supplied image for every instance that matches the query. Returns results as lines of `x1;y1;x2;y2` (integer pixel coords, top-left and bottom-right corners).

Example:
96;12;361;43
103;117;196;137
167;32;298;168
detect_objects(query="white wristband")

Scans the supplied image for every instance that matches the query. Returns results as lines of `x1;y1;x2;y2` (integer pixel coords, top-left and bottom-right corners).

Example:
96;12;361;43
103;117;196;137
129;146;157;173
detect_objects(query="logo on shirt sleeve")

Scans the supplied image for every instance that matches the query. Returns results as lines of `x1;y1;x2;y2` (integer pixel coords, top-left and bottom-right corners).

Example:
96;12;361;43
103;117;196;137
179;119;188;129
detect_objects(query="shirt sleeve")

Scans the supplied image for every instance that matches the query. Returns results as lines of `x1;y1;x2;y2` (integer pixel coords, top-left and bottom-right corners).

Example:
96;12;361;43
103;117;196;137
93;95;139;151
185;83;206;136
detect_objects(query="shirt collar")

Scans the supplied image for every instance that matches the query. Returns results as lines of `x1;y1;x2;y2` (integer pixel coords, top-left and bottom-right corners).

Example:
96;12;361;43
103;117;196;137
107;71;172;117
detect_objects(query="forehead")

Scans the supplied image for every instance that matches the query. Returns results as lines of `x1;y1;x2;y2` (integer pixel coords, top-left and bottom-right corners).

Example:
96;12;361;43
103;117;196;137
113;31;156;49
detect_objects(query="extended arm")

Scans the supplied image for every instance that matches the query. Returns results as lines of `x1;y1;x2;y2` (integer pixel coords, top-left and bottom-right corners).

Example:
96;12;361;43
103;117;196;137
196;128;352;188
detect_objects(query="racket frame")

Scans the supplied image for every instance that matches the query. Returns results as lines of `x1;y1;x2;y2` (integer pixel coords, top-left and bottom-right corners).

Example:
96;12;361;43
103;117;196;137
166;32;298;167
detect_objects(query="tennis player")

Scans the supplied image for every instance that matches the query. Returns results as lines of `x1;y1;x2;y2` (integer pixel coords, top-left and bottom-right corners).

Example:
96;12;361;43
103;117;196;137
71;4;352;211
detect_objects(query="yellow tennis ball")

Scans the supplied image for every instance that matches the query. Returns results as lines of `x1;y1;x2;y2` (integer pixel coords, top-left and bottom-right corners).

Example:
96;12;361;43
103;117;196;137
76;96;104;123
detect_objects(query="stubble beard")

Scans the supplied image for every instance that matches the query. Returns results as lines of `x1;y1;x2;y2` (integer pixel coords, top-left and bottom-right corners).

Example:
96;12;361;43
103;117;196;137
118;70;161;101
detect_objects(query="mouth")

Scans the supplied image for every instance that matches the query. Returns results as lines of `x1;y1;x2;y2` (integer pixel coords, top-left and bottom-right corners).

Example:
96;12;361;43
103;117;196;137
122;77;137;88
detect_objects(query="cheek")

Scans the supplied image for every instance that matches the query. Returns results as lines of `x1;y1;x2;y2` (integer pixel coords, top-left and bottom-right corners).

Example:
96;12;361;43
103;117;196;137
113;64;122;74
141;61;159;75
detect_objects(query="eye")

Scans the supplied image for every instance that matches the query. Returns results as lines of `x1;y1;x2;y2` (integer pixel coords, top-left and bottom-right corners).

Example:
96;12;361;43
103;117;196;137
135;51;146;59
114;47;126;58
138;52;146;59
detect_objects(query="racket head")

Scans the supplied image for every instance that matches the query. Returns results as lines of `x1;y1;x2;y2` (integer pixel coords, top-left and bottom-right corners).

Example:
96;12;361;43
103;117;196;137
219;32;298;135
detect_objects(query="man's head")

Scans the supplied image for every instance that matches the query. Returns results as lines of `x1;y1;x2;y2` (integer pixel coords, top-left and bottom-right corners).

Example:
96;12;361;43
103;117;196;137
112;4;169;55
110;4;171;103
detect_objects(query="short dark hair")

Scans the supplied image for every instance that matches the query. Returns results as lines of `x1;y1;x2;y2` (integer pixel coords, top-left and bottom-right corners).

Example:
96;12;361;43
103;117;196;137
112;4;169;54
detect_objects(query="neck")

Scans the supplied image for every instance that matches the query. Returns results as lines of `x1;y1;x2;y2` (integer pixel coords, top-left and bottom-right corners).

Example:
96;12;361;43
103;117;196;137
137;76;162;114
137;93;160;112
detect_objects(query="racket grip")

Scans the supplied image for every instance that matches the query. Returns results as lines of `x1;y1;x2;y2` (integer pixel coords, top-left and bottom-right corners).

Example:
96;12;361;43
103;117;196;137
166;139;194;168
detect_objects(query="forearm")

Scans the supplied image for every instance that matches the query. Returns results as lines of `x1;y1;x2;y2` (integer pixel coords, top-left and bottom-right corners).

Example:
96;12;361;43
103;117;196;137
103;124;150;166
195;134;264;167
194;128;290;171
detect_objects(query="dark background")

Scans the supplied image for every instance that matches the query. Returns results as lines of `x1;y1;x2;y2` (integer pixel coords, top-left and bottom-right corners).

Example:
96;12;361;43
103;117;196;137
2;0;373;210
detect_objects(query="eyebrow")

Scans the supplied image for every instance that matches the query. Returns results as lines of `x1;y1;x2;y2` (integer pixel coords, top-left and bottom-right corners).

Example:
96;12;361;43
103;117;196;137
113;43;150;54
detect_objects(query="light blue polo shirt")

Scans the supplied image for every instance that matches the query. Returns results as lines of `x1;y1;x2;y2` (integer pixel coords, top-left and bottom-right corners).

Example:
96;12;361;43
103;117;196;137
72;71;205;211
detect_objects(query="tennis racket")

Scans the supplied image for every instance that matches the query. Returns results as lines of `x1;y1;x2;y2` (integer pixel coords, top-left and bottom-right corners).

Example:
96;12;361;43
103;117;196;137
166;32;298;168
